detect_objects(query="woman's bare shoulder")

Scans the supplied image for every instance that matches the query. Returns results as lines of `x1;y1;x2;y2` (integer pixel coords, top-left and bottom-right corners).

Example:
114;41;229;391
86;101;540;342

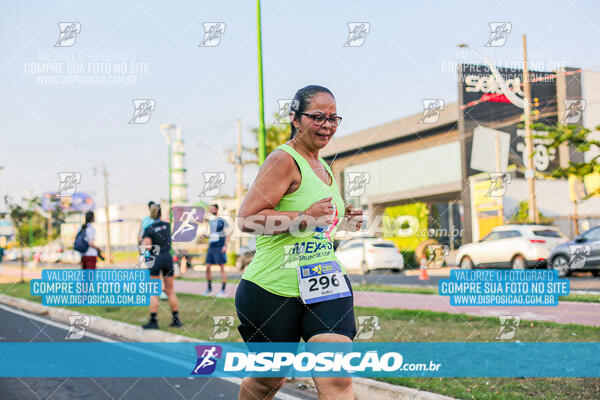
260;148;296;174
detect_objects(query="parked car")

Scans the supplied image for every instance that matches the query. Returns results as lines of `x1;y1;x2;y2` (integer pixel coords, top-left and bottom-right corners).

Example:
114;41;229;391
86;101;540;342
5;248;20;261
60;249;81;265
548;226;600;278
336;237;404;273
455;224;568;269
40;247;62;264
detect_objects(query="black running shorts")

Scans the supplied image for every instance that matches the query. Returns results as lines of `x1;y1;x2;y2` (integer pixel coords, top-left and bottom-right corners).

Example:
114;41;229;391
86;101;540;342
235;275;356;342
149;252;174;277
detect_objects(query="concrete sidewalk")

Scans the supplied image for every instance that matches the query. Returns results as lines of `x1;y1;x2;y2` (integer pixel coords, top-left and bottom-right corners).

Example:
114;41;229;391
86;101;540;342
3;264;600;327
174;280;600;327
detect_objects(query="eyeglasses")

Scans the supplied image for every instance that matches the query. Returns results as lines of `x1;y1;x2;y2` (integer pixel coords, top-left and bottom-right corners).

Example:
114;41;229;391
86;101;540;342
300;112;342;126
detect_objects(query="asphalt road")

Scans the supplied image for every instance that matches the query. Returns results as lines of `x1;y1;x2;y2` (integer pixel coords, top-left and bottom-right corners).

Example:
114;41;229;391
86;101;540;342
0;306;316;400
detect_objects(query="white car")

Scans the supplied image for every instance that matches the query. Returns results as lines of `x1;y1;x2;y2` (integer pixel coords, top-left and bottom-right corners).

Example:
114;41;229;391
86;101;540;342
455;224;568;269
336;237;404;273
60;250;81;265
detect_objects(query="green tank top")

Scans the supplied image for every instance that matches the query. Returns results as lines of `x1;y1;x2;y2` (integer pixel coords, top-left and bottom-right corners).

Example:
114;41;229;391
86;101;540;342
241;143;346;297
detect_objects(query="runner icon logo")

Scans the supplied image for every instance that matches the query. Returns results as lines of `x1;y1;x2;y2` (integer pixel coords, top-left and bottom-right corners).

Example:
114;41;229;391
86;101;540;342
129;99;156;124
485;22;511;47
426;245;449;268
65;315;89;340
274;99;299;124
55;22;81;47
561;99;586;124
191;345;222;375
172;206;204;242
135;245;160;269
199;23;225;47
343;22;370;47
199;172;226;197
569;244;591;269
57;172;81;197
486;172;511;197
210;316;234;340
496;316;520;340
281;244;303;269
345;172;370;197
355;316;380;340
420;99;444;124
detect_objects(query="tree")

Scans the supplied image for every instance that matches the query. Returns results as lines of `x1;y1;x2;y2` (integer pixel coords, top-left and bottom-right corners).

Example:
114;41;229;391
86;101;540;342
532;122;600;199
252;113;291;156
508;200;553;225
4;196;67;248
4;196;34;282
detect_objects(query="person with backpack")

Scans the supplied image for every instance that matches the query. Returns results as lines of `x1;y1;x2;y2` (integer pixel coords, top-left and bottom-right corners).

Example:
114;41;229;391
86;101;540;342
74;211;103;270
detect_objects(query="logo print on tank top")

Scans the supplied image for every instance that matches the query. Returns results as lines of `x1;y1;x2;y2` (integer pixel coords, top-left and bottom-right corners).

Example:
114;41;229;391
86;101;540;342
313;203;339;242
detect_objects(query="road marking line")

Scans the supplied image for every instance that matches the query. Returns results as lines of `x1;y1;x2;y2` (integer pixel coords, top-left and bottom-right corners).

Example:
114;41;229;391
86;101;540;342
0;304;307;400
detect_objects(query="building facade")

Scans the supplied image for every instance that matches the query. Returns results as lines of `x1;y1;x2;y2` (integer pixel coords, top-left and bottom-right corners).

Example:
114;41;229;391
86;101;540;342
322;65;600;250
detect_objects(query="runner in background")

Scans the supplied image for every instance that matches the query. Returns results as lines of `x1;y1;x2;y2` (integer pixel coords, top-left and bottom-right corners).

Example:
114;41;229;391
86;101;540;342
203;204;230;297
138;201;169;300
141;203;182;329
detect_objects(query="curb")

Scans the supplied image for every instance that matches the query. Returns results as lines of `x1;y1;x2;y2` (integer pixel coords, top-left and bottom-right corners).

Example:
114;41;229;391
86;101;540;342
0;294;195;343
0;294;456;400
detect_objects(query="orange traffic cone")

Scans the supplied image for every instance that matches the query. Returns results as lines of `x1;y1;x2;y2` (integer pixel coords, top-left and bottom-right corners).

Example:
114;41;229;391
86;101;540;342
419;257;429;281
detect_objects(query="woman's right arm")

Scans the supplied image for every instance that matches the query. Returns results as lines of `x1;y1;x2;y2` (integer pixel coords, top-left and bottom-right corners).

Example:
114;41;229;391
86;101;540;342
237;150;332;235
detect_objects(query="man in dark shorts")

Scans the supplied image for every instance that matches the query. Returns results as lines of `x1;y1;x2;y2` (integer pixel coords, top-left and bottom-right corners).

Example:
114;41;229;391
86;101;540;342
141;204;182;329
203;204;230;297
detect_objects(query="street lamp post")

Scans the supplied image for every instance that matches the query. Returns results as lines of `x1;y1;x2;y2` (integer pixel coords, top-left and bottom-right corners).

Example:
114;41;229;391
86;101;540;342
160;124;176;223
256;0;266;164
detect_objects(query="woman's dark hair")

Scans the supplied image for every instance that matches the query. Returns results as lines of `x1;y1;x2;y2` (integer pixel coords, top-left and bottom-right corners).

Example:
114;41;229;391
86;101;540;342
289;85;335;139
81;211;94;231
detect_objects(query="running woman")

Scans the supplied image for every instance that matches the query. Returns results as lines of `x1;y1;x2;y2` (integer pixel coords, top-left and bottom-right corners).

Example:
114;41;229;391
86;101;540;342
235;85;363;400
203;204;230;297
141;204;183;329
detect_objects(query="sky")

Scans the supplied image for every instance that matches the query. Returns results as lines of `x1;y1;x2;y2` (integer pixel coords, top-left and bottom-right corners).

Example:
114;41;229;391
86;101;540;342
1;0;599;211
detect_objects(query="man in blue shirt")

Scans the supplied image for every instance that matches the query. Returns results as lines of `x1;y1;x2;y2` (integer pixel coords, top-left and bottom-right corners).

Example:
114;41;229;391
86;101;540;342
204;204;230;297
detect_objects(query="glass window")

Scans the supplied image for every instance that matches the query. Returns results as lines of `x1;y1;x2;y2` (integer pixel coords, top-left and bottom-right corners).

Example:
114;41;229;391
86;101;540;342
501;230;522;239
372;243;396;248
481;232;499;242
583;228;600;241
348;242;363;249
533;229;562;238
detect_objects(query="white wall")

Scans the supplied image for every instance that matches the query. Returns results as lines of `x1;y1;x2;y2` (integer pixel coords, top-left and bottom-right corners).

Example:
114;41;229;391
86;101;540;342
344;141;462;204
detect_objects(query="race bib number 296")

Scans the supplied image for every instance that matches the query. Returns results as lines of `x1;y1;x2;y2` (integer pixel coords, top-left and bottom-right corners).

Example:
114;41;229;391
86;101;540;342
297;261;351;304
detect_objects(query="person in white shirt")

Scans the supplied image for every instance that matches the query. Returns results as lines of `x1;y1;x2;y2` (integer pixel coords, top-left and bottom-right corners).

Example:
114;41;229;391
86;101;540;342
80;211;101;270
